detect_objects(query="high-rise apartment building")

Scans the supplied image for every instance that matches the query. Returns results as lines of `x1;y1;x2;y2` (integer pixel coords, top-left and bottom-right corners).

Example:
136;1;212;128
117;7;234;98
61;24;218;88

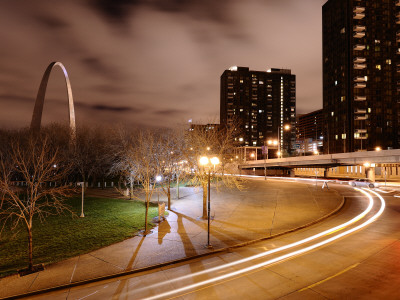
323;0;400;153
220;67;296;155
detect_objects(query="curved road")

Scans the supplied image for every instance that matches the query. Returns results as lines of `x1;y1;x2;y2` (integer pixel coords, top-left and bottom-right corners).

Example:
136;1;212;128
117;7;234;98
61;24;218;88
29;180;400;299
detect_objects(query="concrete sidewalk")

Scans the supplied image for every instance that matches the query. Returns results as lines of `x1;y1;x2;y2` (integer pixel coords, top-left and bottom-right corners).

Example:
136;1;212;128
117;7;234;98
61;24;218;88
0;179;343;299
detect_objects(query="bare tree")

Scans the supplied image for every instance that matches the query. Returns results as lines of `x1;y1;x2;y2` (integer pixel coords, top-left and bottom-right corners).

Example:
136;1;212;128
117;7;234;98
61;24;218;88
111;129;162;234
131;130;162;234
157;128;186;210
0;130;75;273
183;121;245;218
109;126;139;199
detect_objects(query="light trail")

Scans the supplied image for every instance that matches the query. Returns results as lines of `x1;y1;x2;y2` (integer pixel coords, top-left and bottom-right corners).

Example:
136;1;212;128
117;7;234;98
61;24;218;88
139;188;384;300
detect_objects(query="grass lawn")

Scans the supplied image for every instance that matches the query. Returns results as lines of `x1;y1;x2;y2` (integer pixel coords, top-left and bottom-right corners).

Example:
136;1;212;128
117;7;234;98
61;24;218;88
0;197;158;277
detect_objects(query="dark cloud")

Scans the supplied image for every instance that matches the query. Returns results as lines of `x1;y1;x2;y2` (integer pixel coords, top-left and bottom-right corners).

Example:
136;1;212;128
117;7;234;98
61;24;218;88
153;109;186;116
81;57;122;80
93;84;127;94
153;0;230;24
0;94;33;103
89;0;140;22
90;0;231;24
34;15;69;29
91;104;135;112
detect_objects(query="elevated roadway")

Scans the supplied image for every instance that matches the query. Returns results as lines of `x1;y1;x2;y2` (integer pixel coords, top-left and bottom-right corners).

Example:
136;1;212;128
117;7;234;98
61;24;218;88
240;149;400;169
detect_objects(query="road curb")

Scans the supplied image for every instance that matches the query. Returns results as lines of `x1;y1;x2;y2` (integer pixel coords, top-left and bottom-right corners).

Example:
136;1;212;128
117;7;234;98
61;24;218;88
2;189;346;300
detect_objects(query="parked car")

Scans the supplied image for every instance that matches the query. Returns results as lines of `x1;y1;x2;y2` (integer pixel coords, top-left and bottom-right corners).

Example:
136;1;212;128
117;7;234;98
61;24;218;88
348;178;379;188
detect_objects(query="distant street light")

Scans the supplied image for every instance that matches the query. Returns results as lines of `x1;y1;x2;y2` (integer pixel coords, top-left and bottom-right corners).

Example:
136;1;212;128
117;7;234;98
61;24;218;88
278;125;291;158
199;155;220;248
375;147;382;151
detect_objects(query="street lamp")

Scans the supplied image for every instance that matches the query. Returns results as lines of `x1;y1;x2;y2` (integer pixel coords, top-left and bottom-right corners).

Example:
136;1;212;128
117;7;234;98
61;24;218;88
278;124;291;158
375;146;382;152
199;155;220;249
155;175;163;221
155;175;162;204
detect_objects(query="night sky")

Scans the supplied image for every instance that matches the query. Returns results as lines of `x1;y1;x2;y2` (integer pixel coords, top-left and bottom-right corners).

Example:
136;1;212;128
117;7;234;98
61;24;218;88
0;0;326;129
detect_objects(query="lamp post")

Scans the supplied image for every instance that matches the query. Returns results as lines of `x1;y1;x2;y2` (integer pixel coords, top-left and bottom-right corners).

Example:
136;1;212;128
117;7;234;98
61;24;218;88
199;155;220;249
155;175;163;221
77;182;84;218
155;175;162;204
278;124;291;158
263;140;269;180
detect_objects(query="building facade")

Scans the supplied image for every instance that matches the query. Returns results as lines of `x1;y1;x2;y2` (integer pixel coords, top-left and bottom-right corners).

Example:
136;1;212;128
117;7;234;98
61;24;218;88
220;66;296;156
323;0;400;153
296;109;324;154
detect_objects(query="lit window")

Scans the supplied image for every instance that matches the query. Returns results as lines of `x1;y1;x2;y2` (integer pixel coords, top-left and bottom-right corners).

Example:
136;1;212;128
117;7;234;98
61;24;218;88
335;135;338;140
239;138;244;142
331;111;334;116
376;65;381;70
342;134;346;139
386;59;392;65
240;80;243;83
335;81;338;86
240;109;243;112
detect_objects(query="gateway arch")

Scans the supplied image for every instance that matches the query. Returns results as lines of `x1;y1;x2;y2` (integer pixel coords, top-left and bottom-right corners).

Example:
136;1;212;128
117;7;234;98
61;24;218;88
30;62;76;139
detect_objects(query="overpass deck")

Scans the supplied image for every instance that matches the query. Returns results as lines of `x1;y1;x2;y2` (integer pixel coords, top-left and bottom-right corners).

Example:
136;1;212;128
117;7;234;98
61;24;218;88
240;149;400;169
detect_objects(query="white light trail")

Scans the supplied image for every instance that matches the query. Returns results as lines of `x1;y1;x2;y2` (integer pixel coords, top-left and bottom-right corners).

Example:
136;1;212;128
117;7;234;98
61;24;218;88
142;188;384;300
